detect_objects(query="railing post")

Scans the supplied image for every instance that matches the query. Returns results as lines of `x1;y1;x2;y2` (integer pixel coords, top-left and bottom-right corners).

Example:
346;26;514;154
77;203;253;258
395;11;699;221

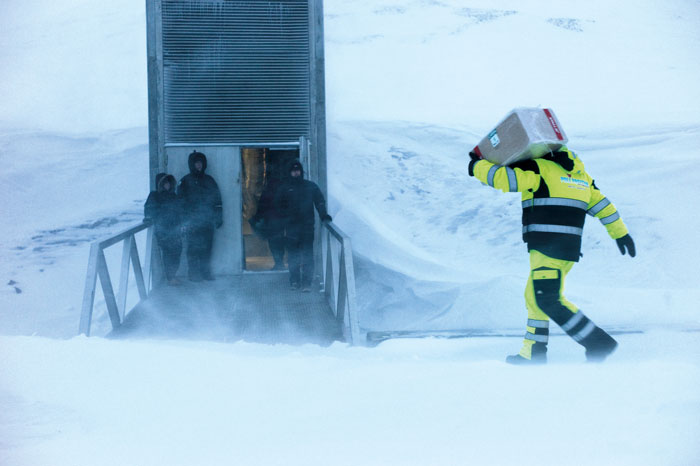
117;236;134;319
144;227;154;292
324;230;334;307
336;248;348;325
131;236;148;300
97;250;122;330
79;243;101;336
341;237;361;345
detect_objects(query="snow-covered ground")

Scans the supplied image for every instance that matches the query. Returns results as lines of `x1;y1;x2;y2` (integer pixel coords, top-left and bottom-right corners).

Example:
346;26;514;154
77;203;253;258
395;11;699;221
3;332;699;466
1;0;700;464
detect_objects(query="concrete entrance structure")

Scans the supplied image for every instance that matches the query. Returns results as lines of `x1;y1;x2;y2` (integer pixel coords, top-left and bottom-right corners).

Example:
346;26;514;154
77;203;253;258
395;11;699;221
81;1;362;345
146;0;327;276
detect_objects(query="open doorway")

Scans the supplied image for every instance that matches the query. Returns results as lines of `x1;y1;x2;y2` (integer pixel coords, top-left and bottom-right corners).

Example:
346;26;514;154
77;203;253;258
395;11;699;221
241;147;299;271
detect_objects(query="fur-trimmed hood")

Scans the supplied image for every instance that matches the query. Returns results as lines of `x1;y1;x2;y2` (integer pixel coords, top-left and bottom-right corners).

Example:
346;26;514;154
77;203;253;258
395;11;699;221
156;173;177;192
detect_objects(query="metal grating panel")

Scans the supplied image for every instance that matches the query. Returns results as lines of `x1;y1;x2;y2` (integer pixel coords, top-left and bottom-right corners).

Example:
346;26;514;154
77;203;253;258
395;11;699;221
162;0;311;143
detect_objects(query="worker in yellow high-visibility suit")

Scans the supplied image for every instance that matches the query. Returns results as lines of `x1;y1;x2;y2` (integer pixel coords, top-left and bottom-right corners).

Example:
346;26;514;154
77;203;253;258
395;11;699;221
468;148;636;364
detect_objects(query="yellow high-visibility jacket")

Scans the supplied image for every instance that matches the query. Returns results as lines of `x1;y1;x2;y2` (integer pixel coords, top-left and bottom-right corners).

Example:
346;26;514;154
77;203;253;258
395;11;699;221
469;148;628;261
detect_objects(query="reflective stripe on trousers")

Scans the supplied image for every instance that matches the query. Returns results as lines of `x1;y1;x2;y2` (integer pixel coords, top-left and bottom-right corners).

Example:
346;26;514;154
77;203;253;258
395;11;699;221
525;331;548;343
519;250;577;359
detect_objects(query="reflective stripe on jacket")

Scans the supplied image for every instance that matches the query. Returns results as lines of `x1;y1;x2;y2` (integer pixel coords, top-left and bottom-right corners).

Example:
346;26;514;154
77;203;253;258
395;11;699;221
471;148;628;261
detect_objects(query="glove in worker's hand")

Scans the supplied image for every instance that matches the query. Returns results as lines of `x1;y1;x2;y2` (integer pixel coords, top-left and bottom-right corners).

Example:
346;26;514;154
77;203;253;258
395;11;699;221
468;151;482;177
616;234;636;257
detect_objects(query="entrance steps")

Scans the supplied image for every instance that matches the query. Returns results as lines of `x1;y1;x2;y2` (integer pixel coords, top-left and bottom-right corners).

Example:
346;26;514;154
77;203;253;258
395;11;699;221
109;272;341;346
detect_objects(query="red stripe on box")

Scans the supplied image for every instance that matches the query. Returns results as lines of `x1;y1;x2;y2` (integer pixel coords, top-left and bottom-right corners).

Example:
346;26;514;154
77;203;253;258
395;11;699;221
543;108;564;141
473;146;482;158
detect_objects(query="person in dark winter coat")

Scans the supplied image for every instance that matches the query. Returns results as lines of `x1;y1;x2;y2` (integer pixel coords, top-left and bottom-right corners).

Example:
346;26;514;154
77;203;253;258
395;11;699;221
275;160;332;291
177;151;223;282
144;173;183;285
251;173;286;270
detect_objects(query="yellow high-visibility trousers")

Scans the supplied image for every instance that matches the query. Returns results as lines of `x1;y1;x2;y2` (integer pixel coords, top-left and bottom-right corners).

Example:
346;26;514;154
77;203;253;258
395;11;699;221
519;250;579;359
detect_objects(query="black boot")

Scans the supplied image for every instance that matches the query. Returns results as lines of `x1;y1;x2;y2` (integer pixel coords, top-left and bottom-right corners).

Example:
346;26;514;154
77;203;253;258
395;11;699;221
581;327;618;362
506;342;547;365
505;353;547;365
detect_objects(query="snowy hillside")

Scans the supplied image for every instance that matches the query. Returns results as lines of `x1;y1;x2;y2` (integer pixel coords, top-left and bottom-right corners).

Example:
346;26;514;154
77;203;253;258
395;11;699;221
1;1;700;465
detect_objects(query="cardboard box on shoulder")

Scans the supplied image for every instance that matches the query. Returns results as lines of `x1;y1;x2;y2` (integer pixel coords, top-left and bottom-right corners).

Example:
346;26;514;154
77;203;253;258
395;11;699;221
472;107;568;166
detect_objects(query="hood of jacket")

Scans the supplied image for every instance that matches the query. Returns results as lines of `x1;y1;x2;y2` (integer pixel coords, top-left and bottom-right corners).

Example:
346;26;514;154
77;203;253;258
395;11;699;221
287;159;304;180
155;172;167;189
157;173;177;192
542;146;581;173
188;150;208;174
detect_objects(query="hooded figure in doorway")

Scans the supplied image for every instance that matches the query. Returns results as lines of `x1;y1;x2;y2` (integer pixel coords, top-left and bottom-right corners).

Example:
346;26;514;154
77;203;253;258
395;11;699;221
275;160;332;291
177;150;223;282
251;162;287;270
144;173;183;285
468;147;636;364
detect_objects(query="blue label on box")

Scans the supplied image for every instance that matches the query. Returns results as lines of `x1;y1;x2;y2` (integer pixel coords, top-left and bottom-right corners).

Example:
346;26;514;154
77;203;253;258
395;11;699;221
488;129;500;148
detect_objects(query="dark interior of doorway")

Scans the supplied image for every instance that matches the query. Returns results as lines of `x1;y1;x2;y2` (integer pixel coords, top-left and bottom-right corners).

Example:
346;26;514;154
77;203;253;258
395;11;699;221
241;147;300;271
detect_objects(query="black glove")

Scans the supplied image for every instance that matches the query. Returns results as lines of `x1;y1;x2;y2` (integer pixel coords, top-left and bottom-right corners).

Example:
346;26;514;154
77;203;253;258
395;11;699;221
468;151;482;177
616;234;636;257
321;214;332;223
